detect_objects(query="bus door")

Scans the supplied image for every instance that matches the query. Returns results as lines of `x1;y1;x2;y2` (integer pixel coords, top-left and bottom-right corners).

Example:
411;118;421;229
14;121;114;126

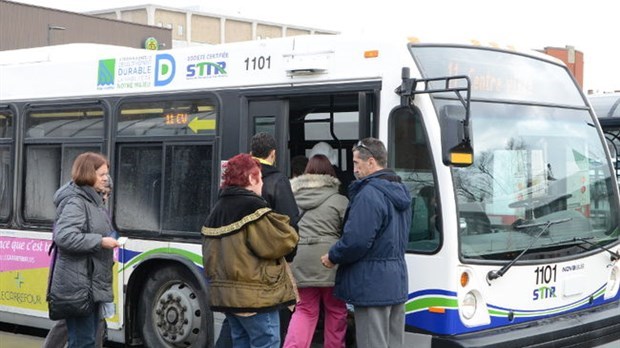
248;100;290;173
247;89;378;181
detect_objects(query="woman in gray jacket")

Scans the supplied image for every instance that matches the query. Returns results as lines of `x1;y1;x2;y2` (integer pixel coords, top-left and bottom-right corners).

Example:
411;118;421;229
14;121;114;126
47;152;119;348
283;154;349;348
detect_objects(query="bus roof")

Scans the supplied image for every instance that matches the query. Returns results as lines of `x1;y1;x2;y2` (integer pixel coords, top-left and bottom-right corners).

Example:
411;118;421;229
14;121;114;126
0;34;564;102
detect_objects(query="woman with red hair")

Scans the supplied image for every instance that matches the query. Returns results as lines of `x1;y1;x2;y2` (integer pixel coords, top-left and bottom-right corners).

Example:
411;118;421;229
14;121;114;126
202;153;299;347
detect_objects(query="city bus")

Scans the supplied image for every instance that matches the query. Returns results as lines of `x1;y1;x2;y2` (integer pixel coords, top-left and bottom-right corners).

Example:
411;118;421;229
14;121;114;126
590;92;620;185
1;35;619;347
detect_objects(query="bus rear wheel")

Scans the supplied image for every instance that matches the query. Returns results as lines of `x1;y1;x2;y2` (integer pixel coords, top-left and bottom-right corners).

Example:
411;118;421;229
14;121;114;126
137;265;213;347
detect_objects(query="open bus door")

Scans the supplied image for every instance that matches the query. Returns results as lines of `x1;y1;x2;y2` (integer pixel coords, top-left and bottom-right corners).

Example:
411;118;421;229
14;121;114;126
248;100;290;174
246;89;378;181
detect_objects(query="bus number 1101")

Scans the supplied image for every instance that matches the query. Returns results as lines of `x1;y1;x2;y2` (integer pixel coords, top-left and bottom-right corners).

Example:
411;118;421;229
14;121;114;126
245;56;271;71
534;265;557;285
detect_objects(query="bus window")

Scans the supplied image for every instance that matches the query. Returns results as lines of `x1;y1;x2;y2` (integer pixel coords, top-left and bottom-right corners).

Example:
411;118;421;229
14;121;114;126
23;145;100;223
115;144;213;234
0;108;12;138
116;145;161;232
22;105;105;224
0;108;12;223
26;107;104;138
450;102;617;259
290;92;368;174
303;112;358;141
254;116;276;135
118;100;216;136
389;107;440;253
0;146;9;223
115;97;215;235
163;145;213;232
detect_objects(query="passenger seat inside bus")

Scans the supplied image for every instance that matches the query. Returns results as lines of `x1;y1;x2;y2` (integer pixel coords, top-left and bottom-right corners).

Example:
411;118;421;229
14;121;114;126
409;186;440;251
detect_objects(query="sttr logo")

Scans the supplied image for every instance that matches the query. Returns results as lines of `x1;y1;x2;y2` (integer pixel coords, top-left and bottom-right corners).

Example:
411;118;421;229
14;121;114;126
186;61;227;79
532;286;556;301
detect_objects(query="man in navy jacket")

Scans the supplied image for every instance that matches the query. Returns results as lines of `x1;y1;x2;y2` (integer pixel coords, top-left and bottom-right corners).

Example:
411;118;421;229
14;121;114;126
322;137;412;348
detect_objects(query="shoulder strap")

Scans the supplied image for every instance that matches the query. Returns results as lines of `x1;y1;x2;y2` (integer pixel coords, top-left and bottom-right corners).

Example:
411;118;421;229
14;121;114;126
295;209;306;225
83;200;91;234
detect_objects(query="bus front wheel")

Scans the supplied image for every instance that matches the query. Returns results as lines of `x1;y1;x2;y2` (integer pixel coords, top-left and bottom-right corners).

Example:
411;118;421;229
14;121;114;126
137;264;213;347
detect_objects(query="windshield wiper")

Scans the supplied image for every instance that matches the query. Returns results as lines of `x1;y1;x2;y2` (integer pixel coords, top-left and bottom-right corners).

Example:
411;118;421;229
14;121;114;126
573;237;620;262
486;217;572;284
544;237;620;262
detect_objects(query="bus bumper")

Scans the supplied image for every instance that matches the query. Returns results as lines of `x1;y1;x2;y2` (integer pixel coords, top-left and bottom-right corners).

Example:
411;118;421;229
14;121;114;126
430;301;620;348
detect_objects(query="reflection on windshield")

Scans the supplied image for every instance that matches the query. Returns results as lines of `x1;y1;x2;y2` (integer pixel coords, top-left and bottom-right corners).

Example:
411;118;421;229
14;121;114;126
445;100;620;260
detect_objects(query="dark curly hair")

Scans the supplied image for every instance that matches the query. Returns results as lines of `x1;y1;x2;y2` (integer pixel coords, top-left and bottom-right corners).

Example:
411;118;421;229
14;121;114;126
250;132;277;159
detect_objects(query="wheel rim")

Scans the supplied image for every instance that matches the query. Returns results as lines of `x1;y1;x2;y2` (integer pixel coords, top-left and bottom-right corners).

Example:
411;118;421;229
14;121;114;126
152;282;202;347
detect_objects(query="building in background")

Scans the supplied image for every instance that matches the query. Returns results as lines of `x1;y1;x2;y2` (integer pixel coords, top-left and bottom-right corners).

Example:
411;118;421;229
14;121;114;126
0;1;336;52
0;0;172;50
87;4;338;47
543;45;584;89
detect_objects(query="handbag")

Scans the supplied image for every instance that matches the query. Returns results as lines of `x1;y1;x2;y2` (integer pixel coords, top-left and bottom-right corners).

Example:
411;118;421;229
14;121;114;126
47;288;94;320
46;201;95;320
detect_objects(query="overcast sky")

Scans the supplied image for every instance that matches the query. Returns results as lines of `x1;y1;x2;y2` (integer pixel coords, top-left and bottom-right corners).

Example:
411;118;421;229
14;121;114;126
12;0;619;92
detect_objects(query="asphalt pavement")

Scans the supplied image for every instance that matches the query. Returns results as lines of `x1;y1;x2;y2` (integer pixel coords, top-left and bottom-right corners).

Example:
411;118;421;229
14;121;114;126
0;326;618;348
0;323;120;348
0;330;43;347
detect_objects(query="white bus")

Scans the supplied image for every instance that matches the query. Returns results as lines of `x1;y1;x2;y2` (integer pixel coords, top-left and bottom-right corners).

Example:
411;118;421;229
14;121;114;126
1;35;619;347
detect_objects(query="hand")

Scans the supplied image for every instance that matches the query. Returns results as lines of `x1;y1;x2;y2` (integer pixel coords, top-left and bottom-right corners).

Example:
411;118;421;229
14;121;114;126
321;253;335;269
101;237;120;249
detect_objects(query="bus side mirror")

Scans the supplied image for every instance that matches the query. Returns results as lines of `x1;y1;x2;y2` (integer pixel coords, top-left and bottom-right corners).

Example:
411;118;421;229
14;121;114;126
441;105;474;167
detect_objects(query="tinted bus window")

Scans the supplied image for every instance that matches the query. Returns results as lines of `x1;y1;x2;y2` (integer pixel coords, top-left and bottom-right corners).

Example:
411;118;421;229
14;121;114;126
0;109;12;222
390;107;440;253
115;97;216;235
0;109;12;138
115;144;213;234
118;100;216;136
22;105;105;224
0;146;10;222
26;107;104;138
23;145;100;222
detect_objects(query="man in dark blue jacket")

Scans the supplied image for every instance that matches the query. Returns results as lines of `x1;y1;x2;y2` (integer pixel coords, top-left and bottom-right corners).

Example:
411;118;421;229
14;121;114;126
321;137;412;348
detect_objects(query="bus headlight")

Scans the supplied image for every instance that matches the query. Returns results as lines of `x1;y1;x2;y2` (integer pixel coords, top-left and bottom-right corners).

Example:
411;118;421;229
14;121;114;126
461;291;477;319
457;267;490;327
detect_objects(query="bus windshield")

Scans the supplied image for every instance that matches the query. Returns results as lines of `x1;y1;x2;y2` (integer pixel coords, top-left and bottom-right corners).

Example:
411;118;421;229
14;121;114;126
412;46;620;260
450;101;619;260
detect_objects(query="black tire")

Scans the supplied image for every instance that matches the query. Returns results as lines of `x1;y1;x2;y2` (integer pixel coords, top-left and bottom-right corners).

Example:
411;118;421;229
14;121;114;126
137;264;213;347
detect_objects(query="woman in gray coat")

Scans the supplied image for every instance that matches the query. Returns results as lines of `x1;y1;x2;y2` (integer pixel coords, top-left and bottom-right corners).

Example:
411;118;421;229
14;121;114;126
283;154;349;348
47;152;119;348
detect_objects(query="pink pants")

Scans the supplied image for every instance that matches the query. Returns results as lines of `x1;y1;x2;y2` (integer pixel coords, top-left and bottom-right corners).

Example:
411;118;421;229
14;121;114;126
283;287;347;348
